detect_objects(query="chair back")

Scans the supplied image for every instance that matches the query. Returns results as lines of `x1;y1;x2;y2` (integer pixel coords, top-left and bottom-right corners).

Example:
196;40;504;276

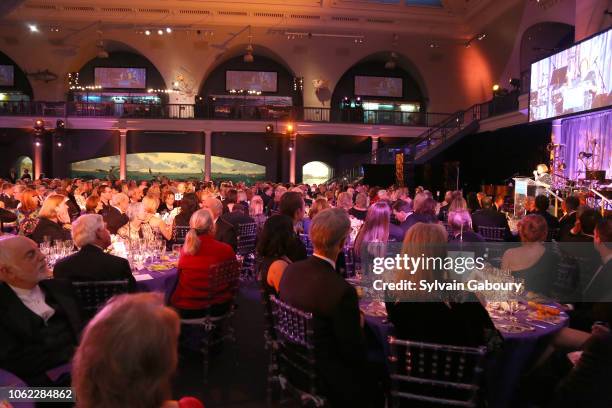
206;259;241;300
237;222;258;256
388;337;486;408
477;226;506;242
337;245;356;278
172;225;191;244
269;296;321;398
299;233;314;257
72;280;129;318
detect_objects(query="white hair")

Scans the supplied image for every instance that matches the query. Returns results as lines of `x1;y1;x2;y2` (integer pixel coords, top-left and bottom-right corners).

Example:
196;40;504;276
72;214;105;248
111;192;129;207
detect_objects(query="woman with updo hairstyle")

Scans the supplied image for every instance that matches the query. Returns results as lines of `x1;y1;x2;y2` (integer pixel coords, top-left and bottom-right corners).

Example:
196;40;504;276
170;209;236;318
72;293;204;408
502;214;559;296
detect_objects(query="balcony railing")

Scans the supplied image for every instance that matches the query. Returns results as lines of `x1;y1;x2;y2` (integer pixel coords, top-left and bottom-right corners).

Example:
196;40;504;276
0;101;453;127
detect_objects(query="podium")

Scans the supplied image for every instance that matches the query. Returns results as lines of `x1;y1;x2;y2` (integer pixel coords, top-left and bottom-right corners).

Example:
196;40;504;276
513;177;537;217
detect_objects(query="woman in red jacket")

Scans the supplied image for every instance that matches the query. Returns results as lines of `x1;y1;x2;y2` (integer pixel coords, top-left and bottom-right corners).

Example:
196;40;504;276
170;209;236;318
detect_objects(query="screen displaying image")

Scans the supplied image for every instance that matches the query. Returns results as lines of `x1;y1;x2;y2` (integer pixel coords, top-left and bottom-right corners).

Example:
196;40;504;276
94;67;147;89
70;152;265;183
354;76;403;97
226;71;277;92
529;29;612;122
0;65;14;86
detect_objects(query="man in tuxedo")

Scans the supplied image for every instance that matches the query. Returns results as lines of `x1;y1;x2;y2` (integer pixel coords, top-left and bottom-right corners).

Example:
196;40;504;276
203;197;237;251
534;195;560;234
279;208;371;407
583;217;612;302
559;195;580;241
103;192;129;235
97;184;113;216
471;196;512;240
221;203;255;230
54;214;135;291
392;199;413;240
0;235;83;386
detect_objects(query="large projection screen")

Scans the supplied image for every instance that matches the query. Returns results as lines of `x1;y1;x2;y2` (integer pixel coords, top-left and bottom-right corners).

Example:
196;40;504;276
529;29;612;122
354;76;403;98
225;71;278;92
94;67;147;89
0;65;14;86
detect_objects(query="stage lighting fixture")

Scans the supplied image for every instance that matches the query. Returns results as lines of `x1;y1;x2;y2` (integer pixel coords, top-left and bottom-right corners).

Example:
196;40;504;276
35;119;44;128
34;139;42;147
492;84;500;92
145;30;151;36
157;29;164;35
166;27;172;33
56;119;65;129
56;141;63;148
286;123;294;133
265;124;274;133
28;24;38;33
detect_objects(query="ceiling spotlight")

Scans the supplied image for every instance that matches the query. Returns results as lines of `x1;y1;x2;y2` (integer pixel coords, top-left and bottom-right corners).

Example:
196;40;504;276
166;27;172;33
157;29;164;35
56;141;63;148
265;124;273;133
145;29;151;36
286;123;294;133
35;119;44;128
50;27;60;33
492;84;500;92
34;140;42;147
477;33;486;41
28;24;38;33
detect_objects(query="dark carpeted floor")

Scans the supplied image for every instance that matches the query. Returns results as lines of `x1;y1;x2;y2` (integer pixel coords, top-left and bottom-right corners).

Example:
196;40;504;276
172;281;300;408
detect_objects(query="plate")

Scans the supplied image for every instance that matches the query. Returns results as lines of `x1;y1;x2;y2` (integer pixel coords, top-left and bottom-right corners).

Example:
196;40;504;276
527;311;565;324
496;323;535;333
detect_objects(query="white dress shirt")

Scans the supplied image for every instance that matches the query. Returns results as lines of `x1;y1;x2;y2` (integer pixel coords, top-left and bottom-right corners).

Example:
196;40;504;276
8;284;55;323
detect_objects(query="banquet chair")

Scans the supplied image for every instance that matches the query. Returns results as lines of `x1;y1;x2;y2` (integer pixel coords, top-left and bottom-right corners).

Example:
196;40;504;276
337;245;356;279
477;226;506;242
172;225;191;245
387;337;487;408
179;259;241;384
268;296;327;408
299;234;314;257
72;280;129;320
546;227;560;242
237;222;258;280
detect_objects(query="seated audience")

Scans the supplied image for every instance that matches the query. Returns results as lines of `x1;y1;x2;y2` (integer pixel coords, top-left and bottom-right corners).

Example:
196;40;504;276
173;192;199;229
303;197;330;236
354;201;401;259
158;190;176;215
437;190;453;222
118;196;171;241
278;191;308;261
386;223;500;348
248;195;267;229
53;214;135;291
400;193;438;233
336;191;353;212
170;209;236;318
202;197;237;251
471;195;512;240
104;192;129;235
221;203;255;232
0;235;83;386
583;217;612;302
85;194;102;214
348;192;369;221
559;195;580;241
564;206;599;243
29;194;72;244
15;189;40;236
72;293;204;408
279;208;371;408
448;209;484;243
502;214;559;297
256;215;297;297
494;194;505;213
534;194;560;233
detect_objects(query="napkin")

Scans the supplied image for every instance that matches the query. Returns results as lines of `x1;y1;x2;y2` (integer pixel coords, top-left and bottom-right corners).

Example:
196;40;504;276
134;274;154;281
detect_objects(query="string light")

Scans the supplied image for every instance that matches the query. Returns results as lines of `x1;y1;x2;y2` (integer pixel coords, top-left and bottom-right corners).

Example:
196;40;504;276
228;89;262;95
147;89;178;93
69;85;102;90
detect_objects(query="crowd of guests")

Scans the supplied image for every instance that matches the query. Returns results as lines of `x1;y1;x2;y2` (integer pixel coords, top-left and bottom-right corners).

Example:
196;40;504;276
0;176;611;408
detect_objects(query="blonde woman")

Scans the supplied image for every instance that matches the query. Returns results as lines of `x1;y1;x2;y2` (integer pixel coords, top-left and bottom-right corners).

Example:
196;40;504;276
29;194;72;244
249;195;267;229
385;223;500;347
118;196;172;241
72;293;205;408
170;209;236;318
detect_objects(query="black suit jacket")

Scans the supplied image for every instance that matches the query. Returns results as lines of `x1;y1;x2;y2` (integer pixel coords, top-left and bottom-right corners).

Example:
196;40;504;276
0;280;83;385
279;256;368;407
53;244;135;291
0;207;17;223
535;210;560;232
558;211;577;241
215;217;238;251
400;213;437;235
0;194;18;209
29;217;72;244
221;211;256;231
103;206;129;235
583;260;612;302
471;208;511;240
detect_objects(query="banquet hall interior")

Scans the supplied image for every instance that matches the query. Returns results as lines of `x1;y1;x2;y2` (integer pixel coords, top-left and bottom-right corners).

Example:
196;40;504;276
0;0;611;407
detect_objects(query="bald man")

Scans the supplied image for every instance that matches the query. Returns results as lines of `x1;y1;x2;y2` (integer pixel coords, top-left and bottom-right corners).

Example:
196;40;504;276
202;197;237;251
0;236;83;386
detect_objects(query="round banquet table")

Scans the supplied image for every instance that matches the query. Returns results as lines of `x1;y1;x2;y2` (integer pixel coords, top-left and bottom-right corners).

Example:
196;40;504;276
133;265;179;302
360;301;568;408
